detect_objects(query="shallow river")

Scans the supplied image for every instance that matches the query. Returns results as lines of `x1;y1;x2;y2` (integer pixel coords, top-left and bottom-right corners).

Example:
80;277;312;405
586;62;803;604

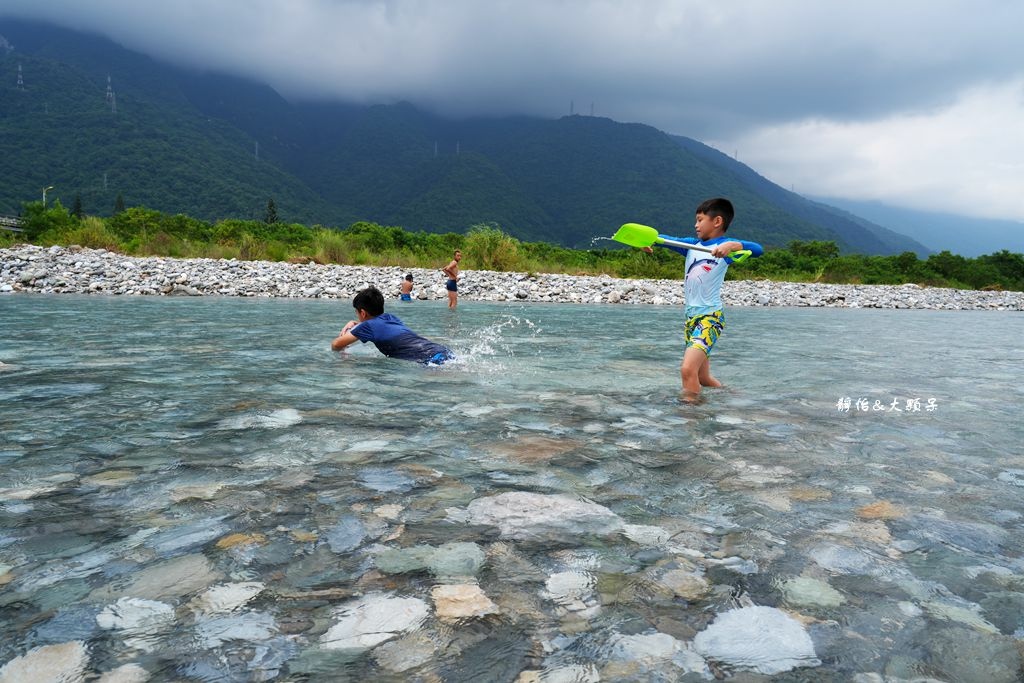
1;295;1023;681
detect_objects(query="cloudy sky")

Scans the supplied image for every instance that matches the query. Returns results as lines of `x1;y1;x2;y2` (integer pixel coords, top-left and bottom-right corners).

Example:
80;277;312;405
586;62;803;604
4;0;1024;224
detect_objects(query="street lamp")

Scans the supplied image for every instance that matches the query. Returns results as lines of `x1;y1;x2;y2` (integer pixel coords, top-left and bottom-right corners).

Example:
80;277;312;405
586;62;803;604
42;185;54;207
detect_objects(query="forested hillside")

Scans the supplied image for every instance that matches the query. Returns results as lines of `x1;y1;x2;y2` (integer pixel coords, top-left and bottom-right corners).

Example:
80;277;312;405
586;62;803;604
0;18;929;254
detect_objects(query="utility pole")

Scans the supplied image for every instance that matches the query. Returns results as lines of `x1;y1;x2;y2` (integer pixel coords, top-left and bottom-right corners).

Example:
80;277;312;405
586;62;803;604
42;186;54;207
254;141;259;160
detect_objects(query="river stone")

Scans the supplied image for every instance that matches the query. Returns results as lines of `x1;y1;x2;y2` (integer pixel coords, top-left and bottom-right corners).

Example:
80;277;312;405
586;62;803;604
544;570;596;611
90;553;225;601
373;633;437;673
0;641;89;683
97;663;150;682
907;626;1022;683
82;469;139;487
781;576;846;608
610;631;710;676
904;515;1008;554
320;593;430;650
808;542;875;575
325;516;366;552
189;581;266;614
375;542;485;579
463;491;624;541
431;583;499;620
96;597;176;652
693;605;820;675
194;611;278;647
658;568;711;601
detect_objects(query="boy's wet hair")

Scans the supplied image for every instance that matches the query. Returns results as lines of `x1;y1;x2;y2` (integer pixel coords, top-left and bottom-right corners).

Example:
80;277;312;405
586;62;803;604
405;274;413;281
353;286;385;316
696;197;734;231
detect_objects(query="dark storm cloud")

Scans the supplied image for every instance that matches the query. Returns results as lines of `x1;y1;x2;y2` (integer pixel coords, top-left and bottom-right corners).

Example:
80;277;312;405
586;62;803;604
3;1;1024;219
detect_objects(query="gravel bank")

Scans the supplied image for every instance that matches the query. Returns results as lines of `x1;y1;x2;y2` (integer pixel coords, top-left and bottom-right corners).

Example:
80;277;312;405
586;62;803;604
2;244;1021;310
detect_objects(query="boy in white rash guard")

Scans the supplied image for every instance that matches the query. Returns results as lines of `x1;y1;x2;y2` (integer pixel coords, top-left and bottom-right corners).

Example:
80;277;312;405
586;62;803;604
642;197;763;400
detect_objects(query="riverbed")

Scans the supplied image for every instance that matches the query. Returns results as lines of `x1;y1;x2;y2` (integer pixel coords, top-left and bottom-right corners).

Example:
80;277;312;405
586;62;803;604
1;295;1022;681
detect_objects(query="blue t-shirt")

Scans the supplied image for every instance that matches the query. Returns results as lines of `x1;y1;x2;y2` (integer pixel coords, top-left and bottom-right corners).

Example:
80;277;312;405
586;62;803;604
658;235;764;317
351;313;452;363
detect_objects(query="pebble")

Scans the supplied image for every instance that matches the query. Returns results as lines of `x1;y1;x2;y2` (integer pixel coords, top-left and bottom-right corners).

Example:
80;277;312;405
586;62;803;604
2;245;1021;310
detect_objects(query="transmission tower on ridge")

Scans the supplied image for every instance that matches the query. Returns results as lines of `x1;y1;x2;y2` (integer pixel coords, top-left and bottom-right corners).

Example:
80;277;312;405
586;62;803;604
106;75;113;104
16;63;24;90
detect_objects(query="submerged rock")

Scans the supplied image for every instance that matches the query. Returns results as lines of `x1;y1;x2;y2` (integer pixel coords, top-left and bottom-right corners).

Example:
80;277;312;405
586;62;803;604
96;597;175;652
374;542;485;579
460;491;624;541
693;605;820;675
606;631;711;679
431;584;499;621
781;576;846;608
189;581;266;614
320;593;430;650
0;641;89;683
90;553;225;601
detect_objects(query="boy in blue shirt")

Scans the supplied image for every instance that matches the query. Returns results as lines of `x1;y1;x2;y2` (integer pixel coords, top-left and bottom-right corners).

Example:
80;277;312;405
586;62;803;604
331;286;453;365
642;198;763;400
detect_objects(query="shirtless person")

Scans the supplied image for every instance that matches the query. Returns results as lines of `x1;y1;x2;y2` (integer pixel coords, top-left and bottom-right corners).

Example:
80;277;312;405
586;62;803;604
441;249;462;308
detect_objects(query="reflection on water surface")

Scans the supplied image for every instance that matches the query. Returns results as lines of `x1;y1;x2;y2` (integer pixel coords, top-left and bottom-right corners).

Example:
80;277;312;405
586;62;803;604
1;295;1023;681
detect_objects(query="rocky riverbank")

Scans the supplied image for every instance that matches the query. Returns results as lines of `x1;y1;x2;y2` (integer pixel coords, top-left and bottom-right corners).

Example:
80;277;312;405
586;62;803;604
2;244;1022;310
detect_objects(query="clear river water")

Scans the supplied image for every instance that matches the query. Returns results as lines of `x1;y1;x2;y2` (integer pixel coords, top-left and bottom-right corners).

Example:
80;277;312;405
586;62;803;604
1;294;1023;681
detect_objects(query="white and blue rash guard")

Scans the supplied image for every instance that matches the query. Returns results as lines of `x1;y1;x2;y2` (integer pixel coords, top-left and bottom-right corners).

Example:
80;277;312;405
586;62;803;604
350;313;453;363
657;235;764;318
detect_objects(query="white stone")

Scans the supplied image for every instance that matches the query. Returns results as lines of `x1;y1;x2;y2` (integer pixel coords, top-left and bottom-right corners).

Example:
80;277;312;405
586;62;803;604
693;606;820;675
0;641;89;683
320;593;430;650
462;491;623;541
190;581;266;614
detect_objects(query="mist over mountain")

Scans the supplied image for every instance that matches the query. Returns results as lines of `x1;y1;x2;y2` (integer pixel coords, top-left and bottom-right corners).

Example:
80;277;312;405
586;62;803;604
0;18;930;254
811;196;1024;258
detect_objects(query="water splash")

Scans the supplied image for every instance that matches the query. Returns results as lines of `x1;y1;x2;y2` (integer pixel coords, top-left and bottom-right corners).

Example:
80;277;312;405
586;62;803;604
447;315;542;374
589;236;619;247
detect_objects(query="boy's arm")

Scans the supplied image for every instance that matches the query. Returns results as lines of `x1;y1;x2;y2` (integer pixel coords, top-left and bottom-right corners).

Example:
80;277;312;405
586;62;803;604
331;331;359;352
711;239;764;258
331;320;362;351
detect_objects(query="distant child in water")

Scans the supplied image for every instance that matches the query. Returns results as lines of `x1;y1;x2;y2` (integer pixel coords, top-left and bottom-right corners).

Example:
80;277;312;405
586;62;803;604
639;197;763;400
331;286;453;365
400;274;414;301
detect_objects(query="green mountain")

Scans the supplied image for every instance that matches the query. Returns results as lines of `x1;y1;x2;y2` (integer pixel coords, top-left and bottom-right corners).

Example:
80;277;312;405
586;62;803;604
0;18;928;254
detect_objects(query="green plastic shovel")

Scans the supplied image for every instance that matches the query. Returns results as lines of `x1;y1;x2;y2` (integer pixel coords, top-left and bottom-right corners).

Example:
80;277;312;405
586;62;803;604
612;223;752;262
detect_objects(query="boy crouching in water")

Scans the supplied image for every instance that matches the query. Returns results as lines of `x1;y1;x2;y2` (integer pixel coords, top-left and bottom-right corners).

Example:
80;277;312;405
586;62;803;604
331;286;453;365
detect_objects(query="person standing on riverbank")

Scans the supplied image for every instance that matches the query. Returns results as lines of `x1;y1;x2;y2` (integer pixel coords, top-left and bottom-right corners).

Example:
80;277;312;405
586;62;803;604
442;250;462;308
331;286;453;364
641;197;764;400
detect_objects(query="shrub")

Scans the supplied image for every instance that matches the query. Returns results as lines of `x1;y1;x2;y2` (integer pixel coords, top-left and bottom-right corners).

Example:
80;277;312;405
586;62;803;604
464;224;522;271
313;229;349;264
59;217;121;251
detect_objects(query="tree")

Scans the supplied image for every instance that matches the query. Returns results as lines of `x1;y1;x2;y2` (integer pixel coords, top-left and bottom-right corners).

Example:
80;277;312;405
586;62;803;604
114;193;126;215
71;194;83;219
264;198;278;224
